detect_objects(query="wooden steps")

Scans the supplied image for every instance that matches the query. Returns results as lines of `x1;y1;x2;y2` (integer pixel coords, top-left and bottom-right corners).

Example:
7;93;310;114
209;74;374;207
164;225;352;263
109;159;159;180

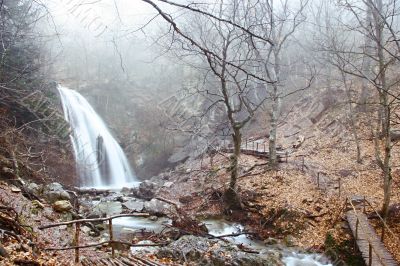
346;211;398;266
81;255;166;266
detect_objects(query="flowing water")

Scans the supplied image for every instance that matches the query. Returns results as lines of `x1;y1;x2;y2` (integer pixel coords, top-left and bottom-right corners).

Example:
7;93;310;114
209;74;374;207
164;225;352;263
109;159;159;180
60;85;333;265
112;216;333;265
58;85;137;188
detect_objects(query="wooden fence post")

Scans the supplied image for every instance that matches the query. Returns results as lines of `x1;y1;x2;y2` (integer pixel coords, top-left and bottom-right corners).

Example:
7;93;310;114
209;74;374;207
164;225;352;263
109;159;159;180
369;243;372;266
285;151;288;163
246;140;248;150
109;219;115;258
75;222;80;263
355;218;359;240
355;217;359;250
301;156;304;172
363;196;366;214
338;178;341;197
256;143;259;152
317;172;320;188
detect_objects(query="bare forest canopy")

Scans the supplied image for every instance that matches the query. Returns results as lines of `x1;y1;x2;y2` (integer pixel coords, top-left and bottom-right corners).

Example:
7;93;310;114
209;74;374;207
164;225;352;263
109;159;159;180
2;0;400;216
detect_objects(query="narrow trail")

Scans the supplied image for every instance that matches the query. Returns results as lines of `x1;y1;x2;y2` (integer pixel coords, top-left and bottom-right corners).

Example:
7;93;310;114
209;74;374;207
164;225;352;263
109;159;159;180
346;199;398;266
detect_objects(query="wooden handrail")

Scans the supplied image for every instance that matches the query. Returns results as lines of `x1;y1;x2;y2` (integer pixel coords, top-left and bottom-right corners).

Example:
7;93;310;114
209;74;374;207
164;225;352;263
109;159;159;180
39;212;151;263
38;213;150;229
364;198;400;244
43;240;170;251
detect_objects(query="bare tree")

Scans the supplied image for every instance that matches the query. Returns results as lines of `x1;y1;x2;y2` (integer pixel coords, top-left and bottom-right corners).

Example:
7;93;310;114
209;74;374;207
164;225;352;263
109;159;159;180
150;0;272;210
247;0;310;168
324;0;400;219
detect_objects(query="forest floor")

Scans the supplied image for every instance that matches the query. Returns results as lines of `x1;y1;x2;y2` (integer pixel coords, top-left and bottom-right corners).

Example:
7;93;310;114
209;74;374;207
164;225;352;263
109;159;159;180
1;88;400;265
154;112;400;265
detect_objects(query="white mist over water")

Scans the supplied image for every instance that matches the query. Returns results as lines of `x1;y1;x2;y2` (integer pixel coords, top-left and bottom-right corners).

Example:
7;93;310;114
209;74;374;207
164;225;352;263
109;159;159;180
58;85;137;188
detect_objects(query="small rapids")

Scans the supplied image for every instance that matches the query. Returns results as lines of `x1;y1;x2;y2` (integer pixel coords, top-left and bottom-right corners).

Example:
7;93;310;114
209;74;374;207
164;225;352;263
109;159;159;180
110;215;333;266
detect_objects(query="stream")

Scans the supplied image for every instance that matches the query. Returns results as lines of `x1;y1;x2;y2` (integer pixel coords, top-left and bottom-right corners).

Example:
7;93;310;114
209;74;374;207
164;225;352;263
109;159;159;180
60;86;333;265
109;213;332;266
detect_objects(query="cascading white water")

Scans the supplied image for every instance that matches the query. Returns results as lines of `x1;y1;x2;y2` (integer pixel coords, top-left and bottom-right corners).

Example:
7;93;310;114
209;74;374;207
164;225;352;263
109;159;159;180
58;85;137;188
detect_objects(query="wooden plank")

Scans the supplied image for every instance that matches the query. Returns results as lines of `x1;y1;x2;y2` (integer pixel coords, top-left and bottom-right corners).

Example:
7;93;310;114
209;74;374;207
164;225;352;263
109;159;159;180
346;211;398;266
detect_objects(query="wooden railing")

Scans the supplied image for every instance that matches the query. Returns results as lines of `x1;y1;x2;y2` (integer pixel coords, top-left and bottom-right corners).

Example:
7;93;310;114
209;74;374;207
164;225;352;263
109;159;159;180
363;199;400;245
39;213;157;263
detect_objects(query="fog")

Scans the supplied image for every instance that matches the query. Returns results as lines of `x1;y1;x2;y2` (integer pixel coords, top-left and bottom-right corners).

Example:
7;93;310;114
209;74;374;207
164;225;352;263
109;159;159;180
17;0;397;181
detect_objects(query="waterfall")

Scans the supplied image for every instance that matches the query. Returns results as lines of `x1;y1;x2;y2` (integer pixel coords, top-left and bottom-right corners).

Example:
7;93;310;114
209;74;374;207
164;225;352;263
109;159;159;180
58;85;137;188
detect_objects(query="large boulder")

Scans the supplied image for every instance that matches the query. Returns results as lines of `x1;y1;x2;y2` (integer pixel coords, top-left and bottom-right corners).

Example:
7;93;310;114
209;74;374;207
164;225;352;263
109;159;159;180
130;240;159;255
143;199;171;215
53;200;73;212
26;182;41;195
123;200;144;212
132;181;158;200
92;201;122;216
43;182;70;203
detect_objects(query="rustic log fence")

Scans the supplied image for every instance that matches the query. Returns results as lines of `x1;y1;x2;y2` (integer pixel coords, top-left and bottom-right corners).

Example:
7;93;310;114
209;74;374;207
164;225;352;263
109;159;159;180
38;213;167;263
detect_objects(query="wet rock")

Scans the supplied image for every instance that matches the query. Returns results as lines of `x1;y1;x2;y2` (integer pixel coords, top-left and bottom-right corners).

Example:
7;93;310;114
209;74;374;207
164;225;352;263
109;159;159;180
26;182;41;194
122;200;144;212
157;235;282;266
115;196;124;202
95;224;106;231
264;237;279;245
44;182;70;203
283;235;295;247
149;216;158;221
99;233;110;244
86;213;101;219
144;199;170;215
93;201;122;216
130;240;159;255
53;200;73;212
46;182;63;191
121;187;131;194
132;181;158;200
81;226;92;235
92;196;101;201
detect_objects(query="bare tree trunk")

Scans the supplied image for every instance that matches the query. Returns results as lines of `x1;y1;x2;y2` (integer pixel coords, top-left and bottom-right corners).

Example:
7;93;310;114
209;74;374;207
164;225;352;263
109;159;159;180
358;3;373;111
382;102;392;218
269;84;278;168
224;128;242;210
341;72;362;163
371;0;392;218
268;39;281;168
